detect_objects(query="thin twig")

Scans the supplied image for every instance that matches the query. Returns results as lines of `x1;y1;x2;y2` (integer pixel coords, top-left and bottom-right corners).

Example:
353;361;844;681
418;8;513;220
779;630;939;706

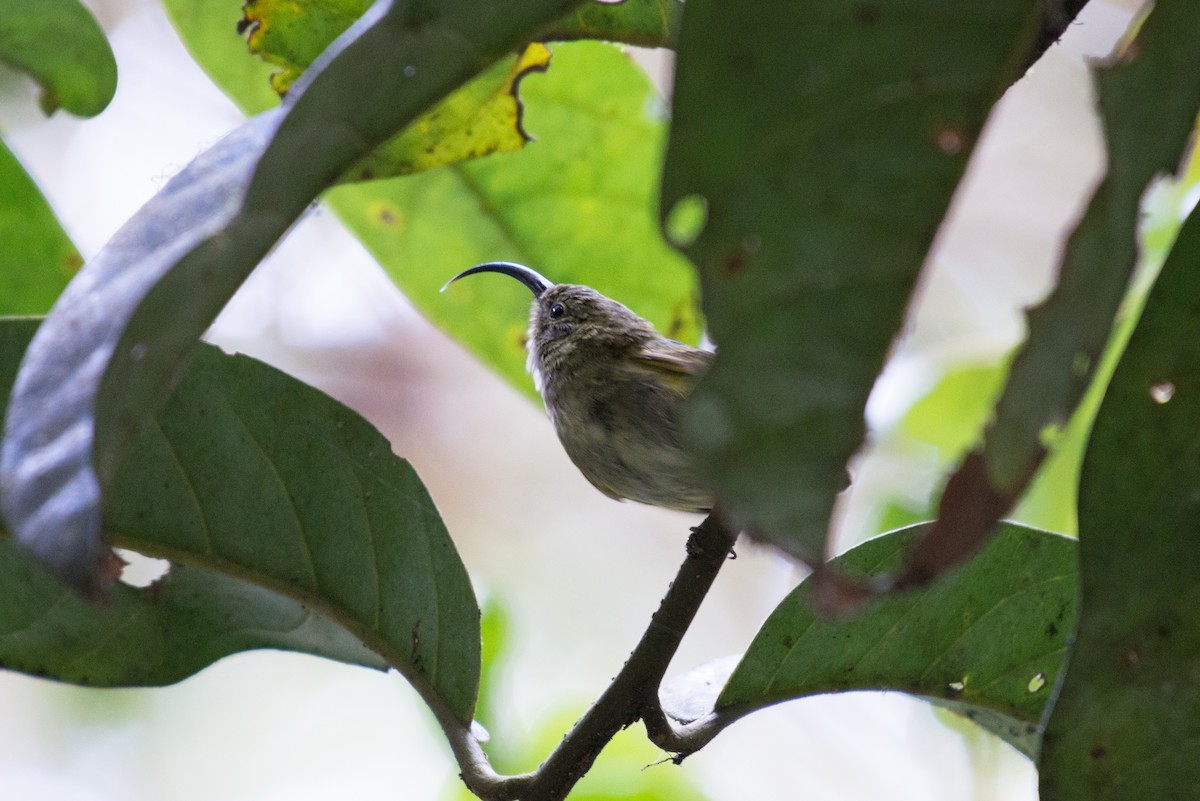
520;513;738;801
430;513;736;801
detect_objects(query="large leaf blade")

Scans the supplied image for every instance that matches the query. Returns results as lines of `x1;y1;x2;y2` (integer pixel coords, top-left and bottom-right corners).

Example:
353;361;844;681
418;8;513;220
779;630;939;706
0;318;478;720
0;0;586;595
716;523;1075;758
898;0;1200;586
1038;201;1200;797
659;0;1044;565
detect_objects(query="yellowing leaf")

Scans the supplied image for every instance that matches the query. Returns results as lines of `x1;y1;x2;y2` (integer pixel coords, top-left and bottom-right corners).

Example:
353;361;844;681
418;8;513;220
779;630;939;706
344;44;552;181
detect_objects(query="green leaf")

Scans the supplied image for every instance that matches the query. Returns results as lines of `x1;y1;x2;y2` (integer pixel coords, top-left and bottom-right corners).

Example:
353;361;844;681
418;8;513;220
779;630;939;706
342;44;553;182
0;139;81;314
901;363;1007;462
904;1;1200;587
0;538;389;686
535;0;682;48
718;523;1076;759
983;5;1200;496
0;0;117;116
160;0;279;115
239;0;370;95
239;0;568;181
1037;204;1200;795
659;0;1044;564
0;319;479;721
0;0;587;595
330;40;701;397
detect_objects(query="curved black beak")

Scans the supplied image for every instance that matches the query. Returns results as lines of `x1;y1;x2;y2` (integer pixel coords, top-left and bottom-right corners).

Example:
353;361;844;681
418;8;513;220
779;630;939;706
441;261;554;297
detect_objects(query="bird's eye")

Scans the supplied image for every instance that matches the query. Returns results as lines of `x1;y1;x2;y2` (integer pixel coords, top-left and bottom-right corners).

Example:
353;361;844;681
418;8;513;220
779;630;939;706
549;303;565;319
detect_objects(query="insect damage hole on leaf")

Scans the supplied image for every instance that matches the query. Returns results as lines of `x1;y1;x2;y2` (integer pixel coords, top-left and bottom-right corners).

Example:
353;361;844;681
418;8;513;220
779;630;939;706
1149;380;1175;404
116;549;171;588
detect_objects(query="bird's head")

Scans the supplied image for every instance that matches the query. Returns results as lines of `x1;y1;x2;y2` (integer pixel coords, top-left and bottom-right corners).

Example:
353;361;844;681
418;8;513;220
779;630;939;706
443;262;656;373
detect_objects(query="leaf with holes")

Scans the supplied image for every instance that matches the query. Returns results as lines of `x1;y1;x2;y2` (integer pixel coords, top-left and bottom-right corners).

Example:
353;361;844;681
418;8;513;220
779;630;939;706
900;0;1200;588
1038;201;1200;798
0;318;478;720
717;523;1076;759
234;0;678;97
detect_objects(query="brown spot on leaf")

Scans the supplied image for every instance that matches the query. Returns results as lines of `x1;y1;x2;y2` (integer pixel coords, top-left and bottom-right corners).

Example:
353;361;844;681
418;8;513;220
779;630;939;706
782;635;794;649
722;249;749;275
1125;649;1140;667
935;125;967;155
853;3;880;24
1090;745;1107;760
65;253;84;272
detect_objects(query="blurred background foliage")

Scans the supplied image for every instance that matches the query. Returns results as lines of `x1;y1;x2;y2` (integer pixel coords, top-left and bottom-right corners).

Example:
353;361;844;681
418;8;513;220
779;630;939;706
0;1;1197;800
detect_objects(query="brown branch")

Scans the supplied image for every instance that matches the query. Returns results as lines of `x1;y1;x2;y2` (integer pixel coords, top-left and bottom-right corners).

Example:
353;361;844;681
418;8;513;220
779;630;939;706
439;513;737;801
521;513;737;801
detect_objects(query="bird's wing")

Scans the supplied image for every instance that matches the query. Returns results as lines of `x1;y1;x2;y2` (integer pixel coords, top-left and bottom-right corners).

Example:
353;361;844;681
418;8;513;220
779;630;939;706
631;340;714;378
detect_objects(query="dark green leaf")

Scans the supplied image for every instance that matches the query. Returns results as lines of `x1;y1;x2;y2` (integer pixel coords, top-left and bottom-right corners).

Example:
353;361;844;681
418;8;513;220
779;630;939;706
660;0;1044;564
0;0;586;595
0;0;117;116
719;523;1076;758
1037;203;1200;797
0;538;389;686
984;4;1200;495
331;40;701;397
903;0;1200;586
0;319;479;721
535;0;682;48
0;139;81;314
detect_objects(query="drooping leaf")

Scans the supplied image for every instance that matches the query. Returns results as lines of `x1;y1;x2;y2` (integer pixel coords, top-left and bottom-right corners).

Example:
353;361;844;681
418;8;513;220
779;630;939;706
1037;203;1200;799
331;41;701;397
899;0;1200;586
0;0;587;595
0;140;81;314
0;0;117;116
659;0;1046;567
713;523;1076;759
0;319;479;721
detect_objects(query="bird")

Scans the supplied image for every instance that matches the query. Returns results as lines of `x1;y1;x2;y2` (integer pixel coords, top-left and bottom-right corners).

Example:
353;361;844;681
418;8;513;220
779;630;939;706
443;261;714;513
